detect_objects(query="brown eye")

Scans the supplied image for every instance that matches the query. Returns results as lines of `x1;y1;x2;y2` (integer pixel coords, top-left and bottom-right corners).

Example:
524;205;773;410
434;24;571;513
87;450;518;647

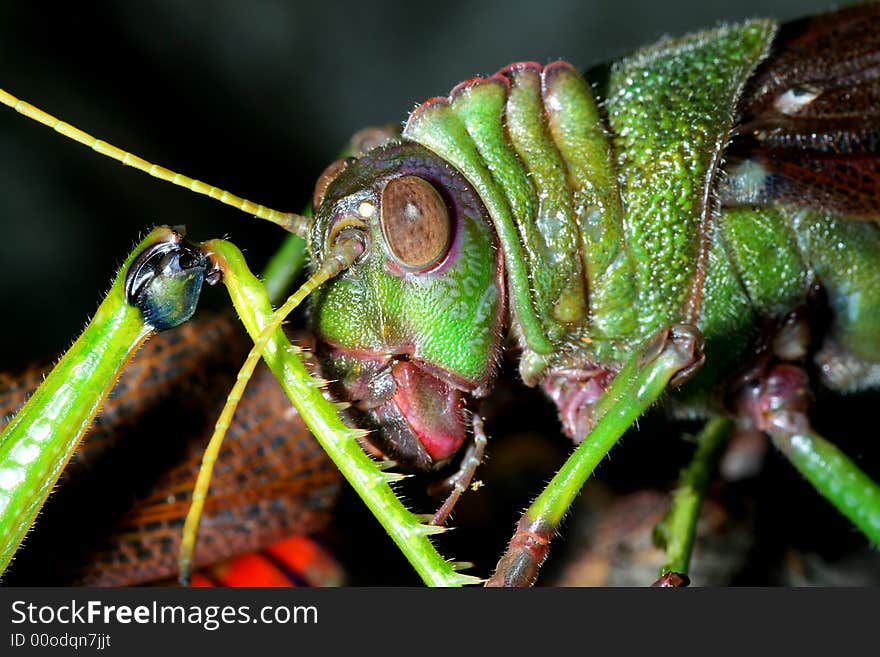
312;157;354;211
380;175;451;270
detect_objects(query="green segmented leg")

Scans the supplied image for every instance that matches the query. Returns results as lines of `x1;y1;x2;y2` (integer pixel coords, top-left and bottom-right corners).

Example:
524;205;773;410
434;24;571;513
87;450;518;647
179;230;365;584
0;227;208;574
207;240;480;587
652;417;733;585
487;324;705;587
753;364;880;544
774;432;880;544
430;414;489;526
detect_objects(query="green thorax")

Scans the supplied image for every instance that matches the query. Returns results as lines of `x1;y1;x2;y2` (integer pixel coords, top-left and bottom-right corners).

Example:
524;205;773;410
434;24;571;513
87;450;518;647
403;20;775;383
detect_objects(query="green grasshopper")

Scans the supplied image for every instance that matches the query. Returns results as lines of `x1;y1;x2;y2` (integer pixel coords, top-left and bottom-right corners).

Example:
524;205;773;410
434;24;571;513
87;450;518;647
1;4;879;587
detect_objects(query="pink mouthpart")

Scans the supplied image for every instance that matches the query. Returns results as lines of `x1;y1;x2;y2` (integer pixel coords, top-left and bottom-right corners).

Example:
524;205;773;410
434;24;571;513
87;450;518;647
390;360;467;462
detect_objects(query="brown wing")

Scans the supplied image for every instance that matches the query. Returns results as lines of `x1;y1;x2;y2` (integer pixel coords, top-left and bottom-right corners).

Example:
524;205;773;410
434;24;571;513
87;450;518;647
721;4;880;219
0;314;340;586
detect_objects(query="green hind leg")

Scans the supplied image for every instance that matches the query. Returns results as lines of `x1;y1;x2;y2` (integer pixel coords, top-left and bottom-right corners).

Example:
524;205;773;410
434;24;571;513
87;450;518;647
652;417;733;587
486;324;705;587
654;362;880;588
748;363;880;544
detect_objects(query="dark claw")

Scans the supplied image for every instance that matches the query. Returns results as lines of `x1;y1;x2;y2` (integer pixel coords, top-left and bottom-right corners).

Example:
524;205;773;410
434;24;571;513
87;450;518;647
667;324;706;387
652;572;690;587
125;228;210;331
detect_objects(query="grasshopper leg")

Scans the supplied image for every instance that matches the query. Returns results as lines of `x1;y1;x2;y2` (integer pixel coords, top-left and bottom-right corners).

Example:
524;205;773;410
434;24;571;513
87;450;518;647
744;363;880;544
651;417;733;587
652;572;691;587
197;240;481;587
430;414;488;526
0;228;211;576
487;324;706;587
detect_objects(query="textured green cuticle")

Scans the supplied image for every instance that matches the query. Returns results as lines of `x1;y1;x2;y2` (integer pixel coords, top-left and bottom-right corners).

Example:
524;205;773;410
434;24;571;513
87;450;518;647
605;20;775;338
792;210;880;363
313;201;500;383
682;221;755;396
543;64;635;340
721;206;810;314
504;67;586;326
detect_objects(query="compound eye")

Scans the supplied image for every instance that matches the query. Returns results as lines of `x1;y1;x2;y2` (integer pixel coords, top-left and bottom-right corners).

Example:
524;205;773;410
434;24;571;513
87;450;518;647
380;175;451;271
313;157;354;211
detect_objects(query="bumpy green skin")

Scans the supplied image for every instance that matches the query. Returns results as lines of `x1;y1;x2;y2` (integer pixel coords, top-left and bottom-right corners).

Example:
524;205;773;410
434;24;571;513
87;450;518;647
310;143;502;386
402;22;790;387
792;211;880;365
607;22;880;398
605;23;775;339
688;206;880;398
401;20;880;399
306;20;880;436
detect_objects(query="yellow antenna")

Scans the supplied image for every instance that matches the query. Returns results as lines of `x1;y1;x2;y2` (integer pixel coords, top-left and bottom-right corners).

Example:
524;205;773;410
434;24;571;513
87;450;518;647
0;88;310;238
178;229;366;584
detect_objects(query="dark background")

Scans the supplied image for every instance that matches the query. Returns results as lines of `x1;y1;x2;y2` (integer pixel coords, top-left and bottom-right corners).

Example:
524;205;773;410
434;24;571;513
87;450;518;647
0;0;831;364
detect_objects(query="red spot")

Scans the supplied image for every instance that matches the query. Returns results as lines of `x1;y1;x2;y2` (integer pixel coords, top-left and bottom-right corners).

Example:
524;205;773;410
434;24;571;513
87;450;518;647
210;553;295;588
266;536;344;587
189;573;217;588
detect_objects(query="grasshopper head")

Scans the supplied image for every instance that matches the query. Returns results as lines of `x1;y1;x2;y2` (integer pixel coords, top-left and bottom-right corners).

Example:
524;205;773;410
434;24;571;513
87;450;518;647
307;141;504;470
